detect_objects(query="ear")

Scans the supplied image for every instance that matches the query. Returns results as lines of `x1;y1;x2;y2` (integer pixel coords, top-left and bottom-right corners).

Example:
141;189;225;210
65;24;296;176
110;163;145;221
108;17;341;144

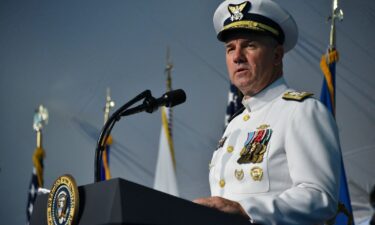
273;45;284;66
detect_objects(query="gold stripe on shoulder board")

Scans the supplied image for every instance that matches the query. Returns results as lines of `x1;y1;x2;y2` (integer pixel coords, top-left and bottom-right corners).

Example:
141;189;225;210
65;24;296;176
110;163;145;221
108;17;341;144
282;91;314;101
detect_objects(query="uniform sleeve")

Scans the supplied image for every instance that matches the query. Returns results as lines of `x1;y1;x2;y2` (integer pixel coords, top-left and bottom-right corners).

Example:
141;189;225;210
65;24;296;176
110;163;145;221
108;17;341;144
239;99;341;225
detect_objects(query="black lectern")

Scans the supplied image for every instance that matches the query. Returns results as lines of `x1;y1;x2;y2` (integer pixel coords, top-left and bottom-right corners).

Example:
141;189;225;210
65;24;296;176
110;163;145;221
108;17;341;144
30;178;252;225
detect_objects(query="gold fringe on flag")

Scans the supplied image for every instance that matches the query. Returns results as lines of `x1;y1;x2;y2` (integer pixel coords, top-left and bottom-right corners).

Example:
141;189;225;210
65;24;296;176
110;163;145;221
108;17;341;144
320;49;339;111
102;135;113;180
32;146;45;187
161;107;176;169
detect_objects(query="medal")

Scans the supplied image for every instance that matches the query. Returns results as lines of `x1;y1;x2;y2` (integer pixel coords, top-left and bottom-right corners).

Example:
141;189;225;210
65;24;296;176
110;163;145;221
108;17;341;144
234;169;244;181
237;126;272;164
250;166;263;181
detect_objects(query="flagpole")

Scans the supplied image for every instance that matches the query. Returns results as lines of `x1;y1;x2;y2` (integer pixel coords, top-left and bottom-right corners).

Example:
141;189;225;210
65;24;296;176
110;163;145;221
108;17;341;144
329;0;343;115
164;47;176;169
328;0;343;51
104;88;115;124
320;0;343;117
32;105;48;187
153;47;179;196
101;88;115;181
321;2;354;224
27;105;48;224
36;130;42;149
165;47;173;92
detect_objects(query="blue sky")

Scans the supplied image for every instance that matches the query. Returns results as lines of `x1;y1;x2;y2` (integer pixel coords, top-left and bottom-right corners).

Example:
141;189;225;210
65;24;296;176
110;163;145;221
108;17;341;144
1;0;374;224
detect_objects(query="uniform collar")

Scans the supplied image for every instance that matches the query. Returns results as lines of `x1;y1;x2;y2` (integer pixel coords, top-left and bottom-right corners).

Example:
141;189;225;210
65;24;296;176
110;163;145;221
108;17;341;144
242;77;289;112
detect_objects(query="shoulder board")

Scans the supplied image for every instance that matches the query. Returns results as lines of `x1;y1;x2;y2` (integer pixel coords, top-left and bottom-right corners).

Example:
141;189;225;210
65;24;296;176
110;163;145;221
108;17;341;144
228;106;245;123
282;91;314;101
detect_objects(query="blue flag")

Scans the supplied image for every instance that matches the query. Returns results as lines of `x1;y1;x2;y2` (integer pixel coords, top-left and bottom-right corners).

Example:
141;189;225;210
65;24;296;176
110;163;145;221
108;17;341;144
320;49;354;225
100;136;112;181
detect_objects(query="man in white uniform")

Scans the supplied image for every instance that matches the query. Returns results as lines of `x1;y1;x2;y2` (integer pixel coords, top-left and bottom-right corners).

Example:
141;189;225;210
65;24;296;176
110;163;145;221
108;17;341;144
194;0;341;224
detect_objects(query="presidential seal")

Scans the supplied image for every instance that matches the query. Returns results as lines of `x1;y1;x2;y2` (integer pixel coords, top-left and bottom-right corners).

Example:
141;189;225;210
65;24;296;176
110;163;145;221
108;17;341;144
47;174;79;225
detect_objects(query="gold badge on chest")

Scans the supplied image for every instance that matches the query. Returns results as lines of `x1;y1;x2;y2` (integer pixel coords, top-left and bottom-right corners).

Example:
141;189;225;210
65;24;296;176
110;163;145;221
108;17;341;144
237;124;272;164
234;169;244;181
250;166;263;181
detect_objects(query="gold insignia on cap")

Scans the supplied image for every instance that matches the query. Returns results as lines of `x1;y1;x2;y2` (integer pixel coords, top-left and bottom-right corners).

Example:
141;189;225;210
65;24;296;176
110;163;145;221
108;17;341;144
243;114;250;121
228;1;248;21
219;179;226;188
222;20;280;37
227;146;234;153
250;166;263;181
234;169;244;181
282;91;314;101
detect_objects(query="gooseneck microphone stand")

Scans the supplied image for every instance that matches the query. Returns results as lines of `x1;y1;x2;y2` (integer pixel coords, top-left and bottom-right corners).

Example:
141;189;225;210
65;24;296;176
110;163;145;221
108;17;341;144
94;90;155;182
94;88;186;182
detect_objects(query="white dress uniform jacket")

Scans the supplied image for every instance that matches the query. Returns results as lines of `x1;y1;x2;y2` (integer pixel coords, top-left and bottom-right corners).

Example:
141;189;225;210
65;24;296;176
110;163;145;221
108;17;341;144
209;77;341;225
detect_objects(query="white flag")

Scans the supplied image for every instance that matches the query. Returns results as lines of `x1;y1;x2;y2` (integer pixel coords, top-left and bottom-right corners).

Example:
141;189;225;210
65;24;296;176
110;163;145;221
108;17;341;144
153;106;179;196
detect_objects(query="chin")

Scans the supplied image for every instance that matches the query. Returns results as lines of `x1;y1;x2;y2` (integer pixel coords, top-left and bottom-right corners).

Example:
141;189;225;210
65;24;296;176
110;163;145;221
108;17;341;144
233;79;252;90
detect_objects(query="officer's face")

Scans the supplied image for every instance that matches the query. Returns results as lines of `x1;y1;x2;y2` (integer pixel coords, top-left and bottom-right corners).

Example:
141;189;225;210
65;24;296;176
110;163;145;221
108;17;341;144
225;33;283;96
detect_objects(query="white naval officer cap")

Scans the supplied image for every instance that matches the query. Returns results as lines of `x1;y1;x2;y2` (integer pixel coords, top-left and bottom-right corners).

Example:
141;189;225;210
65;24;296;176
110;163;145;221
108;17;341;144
213;0;298;52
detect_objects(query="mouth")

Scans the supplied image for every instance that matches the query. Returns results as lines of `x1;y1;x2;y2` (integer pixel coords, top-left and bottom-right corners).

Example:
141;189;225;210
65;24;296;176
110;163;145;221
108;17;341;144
234;67;249;75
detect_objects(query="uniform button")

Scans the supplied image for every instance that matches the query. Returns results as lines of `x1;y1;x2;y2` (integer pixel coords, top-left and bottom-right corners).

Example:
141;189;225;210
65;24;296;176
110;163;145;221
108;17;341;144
219;179;225;188
227;146;234;153
243;114;250;121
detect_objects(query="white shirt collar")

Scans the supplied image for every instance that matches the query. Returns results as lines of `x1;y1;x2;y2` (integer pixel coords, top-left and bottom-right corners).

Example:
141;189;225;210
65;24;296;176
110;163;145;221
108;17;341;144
241;77;289;112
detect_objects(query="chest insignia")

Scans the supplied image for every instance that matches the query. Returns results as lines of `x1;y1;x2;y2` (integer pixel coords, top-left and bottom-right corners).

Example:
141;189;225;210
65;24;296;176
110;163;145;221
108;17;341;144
282;91;313;101
250;166;263;181
234;169;244;181
237;127;272;164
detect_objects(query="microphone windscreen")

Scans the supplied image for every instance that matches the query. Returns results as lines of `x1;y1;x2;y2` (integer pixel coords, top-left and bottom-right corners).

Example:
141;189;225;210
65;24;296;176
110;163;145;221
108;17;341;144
164;89;186;107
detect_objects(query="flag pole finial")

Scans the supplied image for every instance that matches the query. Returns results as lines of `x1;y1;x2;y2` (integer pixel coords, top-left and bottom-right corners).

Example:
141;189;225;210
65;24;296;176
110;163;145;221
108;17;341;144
33;105;48;148
104;88;115;124
328;0;344;50
165;47;173;91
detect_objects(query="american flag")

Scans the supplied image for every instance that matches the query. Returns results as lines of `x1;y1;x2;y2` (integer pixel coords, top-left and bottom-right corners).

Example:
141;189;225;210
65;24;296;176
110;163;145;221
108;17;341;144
26;147;44;225
225;84;243;126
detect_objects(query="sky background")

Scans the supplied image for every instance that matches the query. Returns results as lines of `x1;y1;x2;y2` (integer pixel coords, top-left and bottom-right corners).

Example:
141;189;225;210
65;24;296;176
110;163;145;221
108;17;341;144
0;0;374;224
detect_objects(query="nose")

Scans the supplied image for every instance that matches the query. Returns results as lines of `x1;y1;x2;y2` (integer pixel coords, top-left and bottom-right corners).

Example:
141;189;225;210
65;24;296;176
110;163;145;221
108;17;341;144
233;47;246;64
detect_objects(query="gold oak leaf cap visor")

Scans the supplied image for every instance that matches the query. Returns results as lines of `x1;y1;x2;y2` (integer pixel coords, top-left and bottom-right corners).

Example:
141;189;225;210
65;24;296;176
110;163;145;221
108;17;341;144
213;0;298;52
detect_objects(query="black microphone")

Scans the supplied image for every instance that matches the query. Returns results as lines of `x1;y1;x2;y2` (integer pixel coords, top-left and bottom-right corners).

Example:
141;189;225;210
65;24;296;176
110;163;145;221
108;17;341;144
155;89;186;108
122;89;186;116
145;89;186;113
